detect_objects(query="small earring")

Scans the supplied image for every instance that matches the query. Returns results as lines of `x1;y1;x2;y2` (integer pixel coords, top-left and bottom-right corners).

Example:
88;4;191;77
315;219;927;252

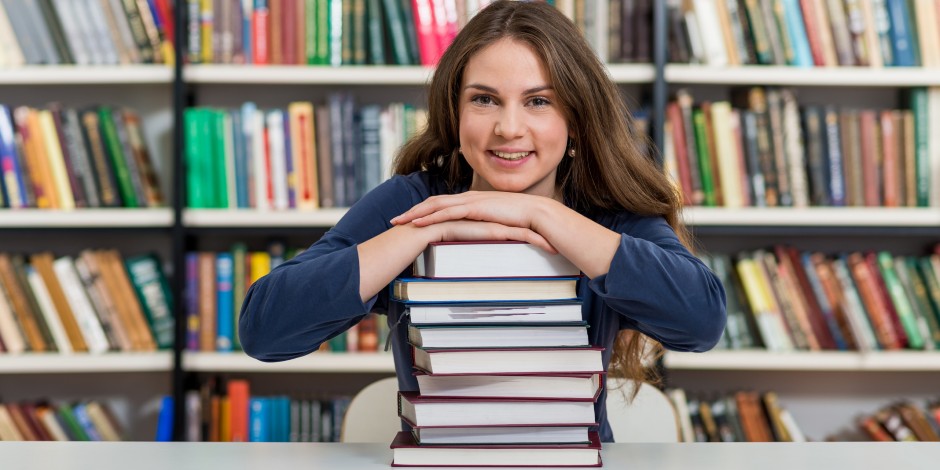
568;147;576;158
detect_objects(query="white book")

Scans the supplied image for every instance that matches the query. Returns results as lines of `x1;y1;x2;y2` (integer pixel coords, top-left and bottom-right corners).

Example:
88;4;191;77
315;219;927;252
414;425;591;445
80;0;119;64
929;88;940;208
266;110;289;210
414;241;579;278
408;324;589;348
69;0;106;64
710;101;743;208
251;107;270;210
0;2;24;67
398;392;597;427
51;0;92;65
667;388;695;442
692;0;729;66
415;373;602;400
413;346;603;375
223;112;237;209
0;280;26;353
26;266;72;353
407;302;583;325
53;256;110;354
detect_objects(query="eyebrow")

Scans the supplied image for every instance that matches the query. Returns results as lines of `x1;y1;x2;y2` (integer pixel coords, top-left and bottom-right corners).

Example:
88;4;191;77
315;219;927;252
464;83;553;95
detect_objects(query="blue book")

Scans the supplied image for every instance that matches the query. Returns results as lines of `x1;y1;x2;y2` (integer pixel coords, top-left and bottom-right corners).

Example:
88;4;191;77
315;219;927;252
231;109;249;208
781;0;813;67
801;254;848;350
216;252;234;352
72;403;103;441
0;105;28;208
282;109;296;209
885;0;917;66
155;396;174;442
249;397;269;442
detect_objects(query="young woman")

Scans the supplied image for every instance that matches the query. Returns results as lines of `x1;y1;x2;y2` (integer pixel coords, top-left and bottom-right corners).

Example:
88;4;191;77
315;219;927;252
239;1;726;442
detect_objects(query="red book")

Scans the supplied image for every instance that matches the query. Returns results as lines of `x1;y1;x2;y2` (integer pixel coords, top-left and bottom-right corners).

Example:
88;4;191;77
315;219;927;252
390;430;602;467
412;0;440;65
227;379;250;442
398;391;598;428
253;2;270;64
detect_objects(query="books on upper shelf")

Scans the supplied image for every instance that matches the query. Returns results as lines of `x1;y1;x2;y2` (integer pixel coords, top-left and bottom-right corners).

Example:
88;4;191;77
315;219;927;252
0;0;174;67
664;87;940;209
406;301;584;324
414;372;603;400
185;98;426;210
414;241;580;278
668;0;940;68
393;277;579;303
397;392;598;428
390;431;602;467
412;347;604;375
407;323;589;349
0;104;164;210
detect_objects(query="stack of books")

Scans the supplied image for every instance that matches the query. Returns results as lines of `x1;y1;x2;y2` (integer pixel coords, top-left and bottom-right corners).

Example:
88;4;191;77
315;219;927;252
389;241;604;467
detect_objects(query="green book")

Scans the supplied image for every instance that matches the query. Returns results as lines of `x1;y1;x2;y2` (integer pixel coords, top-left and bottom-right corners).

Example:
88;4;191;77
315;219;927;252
876;251;924;349
212;110;229;209
692;108;716;207
328;330;348;352
908;88;929;207
232;242;247;351
125;254;175;350
366;0;386;64
98;107;138;208
56;404;90;441
306;0;318;64
184;108;208;208
380;0;411;64
316;0;332;64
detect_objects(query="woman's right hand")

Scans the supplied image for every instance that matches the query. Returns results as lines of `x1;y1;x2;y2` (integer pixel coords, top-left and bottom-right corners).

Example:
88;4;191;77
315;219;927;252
427;219;557;254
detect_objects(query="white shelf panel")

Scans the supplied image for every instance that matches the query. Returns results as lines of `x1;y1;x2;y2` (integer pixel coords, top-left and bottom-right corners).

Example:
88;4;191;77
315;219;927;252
0;209;174;228
183;208;347;227
184;64;655;85
665;64;940;86
185;65;434;85
683;207;940;227
183;351;395;373
0;66;173;84
0;352;172;373
665;350;940;371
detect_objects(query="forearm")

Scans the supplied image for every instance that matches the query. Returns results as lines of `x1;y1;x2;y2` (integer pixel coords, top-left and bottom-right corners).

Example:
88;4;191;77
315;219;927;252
531;199;621;279
357;222;437;302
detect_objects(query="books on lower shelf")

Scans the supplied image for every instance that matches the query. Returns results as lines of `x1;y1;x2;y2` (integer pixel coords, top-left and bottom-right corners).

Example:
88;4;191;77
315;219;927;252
0;399;124;441
702;244;940;353
856;399;940;442
390;240;600;467
667;388;806;443
0;250;172;354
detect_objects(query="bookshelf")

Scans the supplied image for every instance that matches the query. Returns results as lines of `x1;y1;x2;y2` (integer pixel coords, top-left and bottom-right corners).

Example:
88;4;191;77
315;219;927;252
3;0;940;444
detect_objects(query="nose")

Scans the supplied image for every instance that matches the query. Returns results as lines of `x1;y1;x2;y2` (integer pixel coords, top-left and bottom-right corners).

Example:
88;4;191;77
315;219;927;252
494;105;525;138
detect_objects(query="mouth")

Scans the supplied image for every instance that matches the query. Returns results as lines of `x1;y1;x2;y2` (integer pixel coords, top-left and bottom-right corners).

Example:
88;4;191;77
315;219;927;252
491;150;532;161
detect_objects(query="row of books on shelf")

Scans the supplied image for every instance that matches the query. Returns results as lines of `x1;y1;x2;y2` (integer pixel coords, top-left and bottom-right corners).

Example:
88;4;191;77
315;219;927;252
857;399;940;441
183;0;652;67
669;0;940;68
177;376;351;443
702;245;940;353
0;104;164;210
390;241;603;467
665;87;940;209
0;0;174;67
0;399;124;441
185;98;425;210
0;250;173;355
668;389;805;442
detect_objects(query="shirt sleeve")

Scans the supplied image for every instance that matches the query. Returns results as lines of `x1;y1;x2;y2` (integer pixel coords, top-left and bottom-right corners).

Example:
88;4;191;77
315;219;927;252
238;176;421;362
586;214;727;352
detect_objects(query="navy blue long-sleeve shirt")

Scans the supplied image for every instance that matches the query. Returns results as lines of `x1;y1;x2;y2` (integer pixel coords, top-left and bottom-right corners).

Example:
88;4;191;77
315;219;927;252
239;171;727;442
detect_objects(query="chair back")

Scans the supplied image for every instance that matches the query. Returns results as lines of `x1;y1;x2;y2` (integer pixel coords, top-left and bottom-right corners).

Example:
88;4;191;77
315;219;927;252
605;378;680;442
340;376;401;443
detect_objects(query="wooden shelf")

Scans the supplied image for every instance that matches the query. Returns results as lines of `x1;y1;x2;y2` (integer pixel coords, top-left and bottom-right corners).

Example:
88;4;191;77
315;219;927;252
665;350;940;371
183;208;347;227
0;65;173;85
183;64;655;85
0;352;172;373
665;64;940;86
0;209;174;228
683;207;940;227
183;351;395;373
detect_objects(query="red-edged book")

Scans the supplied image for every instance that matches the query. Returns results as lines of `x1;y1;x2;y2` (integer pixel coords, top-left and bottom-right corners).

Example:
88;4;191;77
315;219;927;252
414;241;580;279
390;431;602;467
412;346;604;375
397;392;598;428
411;424;594;446
413;371;603;401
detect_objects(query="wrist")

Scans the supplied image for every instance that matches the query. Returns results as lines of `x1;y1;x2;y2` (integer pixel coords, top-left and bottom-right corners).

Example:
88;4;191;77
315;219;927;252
529;196;564;234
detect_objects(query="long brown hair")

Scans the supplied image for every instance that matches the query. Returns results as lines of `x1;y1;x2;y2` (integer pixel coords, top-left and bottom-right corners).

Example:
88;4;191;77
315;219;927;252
394;1;689;387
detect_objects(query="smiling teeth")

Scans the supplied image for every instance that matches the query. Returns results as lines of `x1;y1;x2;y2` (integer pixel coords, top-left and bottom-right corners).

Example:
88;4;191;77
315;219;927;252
494;151;530;160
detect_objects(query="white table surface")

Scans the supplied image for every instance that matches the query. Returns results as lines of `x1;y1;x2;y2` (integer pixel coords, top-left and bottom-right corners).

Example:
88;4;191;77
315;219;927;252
1;441;938;470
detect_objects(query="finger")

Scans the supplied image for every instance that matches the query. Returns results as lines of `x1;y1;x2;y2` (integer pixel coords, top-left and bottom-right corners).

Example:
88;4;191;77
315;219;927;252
391;195;461;225
511;227;558;255
411;206;472;227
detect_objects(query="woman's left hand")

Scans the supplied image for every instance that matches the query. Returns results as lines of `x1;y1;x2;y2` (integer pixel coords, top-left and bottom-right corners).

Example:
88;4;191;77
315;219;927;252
390;191;554;231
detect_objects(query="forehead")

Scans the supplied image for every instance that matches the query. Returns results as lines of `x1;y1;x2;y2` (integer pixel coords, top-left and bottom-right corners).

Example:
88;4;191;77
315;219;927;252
462;38;550;88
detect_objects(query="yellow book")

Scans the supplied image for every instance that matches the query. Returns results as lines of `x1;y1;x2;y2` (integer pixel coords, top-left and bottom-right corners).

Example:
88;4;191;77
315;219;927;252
249;252;271;286
201;0;214;63
38;110;75;209
710;101;743;208
220;397;232;442
19;108;57;209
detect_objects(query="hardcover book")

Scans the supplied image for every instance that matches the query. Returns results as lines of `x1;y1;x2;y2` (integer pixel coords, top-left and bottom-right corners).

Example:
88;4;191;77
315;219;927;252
414;241;580;279
390;430;601;467
393;277;579;303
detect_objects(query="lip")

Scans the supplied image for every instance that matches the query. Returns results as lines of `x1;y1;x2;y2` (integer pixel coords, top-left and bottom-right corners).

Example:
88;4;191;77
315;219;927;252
491;148;533;154
487;150;533;168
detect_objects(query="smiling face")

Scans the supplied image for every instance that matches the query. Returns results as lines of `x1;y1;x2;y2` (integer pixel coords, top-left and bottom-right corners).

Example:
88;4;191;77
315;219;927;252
458;38;570;200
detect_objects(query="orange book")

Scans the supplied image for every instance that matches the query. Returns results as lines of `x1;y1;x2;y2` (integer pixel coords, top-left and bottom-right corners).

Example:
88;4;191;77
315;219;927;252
846;252;901;349
0;253;48;352
30;253;88;352
880;110;900;207
228;379;250;442
198;252;217;352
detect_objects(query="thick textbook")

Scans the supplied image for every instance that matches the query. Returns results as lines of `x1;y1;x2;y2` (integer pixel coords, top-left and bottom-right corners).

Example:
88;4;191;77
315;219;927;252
406;301;583;324
393;277;579;303
407;323;589;348
414;241;580;278
412;346;605;375
412;425;592;445
397;392;598;427
414;372;603;400
390;431;601;467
